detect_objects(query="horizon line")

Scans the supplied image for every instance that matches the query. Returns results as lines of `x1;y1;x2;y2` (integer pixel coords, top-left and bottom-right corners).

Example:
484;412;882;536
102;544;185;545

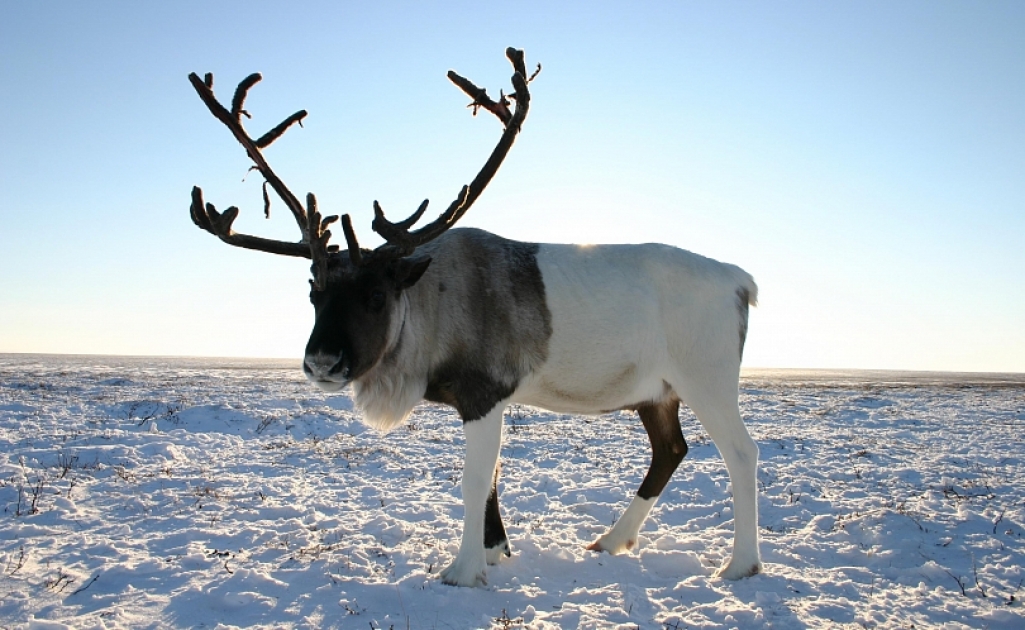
2;351;1023;379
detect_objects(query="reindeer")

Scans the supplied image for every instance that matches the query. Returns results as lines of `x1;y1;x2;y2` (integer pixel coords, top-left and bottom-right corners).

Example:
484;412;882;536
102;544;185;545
187;48;761;587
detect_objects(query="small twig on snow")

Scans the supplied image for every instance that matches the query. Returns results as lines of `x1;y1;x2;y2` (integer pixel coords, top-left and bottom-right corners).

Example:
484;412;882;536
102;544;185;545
944;569;967;596
4;545;25;576
973;556;988;598
70;574;99;596
993;507;1007;534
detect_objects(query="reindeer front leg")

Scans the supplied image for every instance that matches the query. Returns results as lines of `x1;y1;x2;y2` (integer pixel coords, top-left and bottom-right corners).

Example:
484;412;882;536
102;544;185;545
440;401;506;587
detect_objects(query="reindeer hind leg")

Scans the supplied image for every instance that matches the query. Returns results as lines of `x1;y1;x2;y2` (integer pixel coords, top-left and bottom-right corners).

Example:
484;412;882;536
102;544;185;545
675;371;761;579
588;397;687;554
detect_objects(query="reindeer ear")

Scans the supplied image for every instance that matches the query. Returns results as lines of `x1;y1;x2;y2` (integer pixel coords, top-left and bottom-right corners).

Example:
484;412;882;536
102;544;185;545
392;255;432;289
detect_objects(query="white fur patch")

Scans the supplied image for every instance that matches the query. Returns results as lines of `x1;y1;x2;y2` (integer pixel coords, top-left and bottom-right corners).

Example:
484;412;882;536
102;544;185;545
350;293;426;433
352;371;425;433
592;495;657;554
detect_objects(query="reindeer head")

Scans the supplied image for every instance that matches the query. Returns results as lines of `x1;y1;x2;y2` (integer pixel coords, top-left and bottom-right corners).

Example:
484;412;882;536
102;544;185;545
187;49;536;390
301;252;431;391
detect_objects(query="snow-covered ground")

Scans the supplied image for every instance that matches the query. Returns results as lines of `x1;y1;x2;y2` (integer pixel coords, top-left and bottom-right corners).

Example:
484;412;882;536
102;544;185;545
1;354;1023;629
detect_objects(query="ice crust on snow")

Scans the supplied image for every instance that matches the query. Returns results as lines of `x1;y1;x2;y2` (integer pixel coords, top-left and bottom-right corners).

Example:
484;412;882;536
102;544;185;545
0;355;1023;628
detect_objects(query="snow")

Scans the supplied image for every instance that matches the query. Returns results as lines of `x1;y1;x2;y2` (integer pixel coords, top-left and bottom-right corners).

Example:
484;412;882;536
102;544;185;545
1;354;1023;629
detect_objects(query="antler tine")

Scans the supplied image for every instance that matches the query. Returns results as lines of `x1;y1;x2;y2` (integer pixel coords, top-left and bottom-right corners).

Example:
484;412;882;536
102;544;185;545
190;186;312;257
364;48;536;262
255;111;307;149
188;72;314;252
506;47;528;84
231;73;262;120
373;199;431;231
341;214;364;268
365;199;432;257
305;194;338;289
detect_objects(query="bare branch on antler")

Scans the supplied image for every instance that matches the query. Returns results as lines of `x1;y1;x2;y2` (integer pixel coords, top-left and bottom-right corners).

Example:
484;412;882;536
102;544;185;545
527;63;542;84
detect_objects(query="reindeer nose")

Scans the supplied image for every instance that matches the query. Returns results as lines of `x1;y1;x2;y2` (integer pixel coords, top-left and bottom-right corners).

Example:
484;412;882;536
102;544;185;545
329;357;351;379
303;353;350;381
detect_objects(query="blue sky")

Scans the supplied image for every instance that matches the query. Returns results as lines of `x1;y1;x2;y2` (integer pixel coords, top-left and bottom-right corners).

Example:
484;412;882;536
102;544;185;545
1;1;1023;371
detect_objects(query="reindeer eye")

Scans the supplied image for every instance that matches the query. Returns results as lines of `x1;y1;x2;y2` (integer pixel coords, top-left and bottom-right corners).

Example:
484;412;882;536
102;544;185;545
368;290;386;311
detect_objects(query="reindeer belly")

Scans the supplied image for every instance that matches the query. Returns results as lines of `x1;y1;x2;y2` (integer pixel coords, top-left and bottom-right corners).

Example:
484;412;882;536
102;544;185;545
514;361;668;414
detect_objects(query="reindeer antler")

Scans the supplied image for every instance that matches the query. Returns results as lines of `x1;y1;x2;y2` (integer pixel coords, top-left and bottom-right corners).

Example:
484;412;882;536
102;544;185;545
187;72;339;288
188;48;537;287
345;47;538;263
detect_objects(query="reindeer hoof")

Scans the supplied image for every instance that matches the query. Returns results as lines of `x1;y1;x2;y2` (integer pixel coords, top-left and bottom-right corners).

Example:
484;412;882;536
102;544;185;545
486;541;512;565
440;557;488;587
587;537;635;554
716;558;762;580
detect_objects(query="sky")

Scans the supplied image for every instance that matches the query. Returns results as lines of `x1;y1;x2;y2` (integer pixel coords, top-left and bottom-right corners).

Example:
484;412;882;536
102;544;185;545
1;1;1023;372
